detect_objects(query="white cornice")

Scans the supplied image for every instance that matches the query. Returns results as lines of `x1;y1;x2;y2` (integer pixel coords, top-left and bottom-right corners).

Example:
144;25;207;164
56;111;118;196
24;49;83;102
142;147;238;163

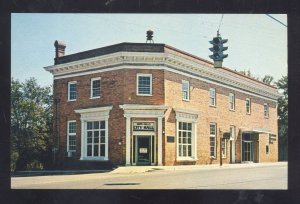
119;104;169;110
44;51;281;101
75;106;113;114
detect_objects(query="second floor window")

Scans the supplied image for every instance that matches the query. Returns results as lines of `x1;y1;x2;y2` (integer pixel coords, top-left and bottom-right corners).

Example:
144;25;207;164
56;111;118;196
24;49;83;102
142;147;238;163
182;80;190;101
229;93;235;110
91;78;101;98
264;103;269;118
209;88;216;106
137;74;152;95
246;98;251;114
68;81;77;101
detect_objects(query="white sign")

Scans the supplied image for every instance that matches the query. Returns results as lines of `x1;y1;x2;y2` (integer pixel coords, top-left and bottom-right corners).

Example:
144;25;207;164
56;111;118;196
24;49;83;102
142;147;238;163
133;122;155;131
139;148;148;153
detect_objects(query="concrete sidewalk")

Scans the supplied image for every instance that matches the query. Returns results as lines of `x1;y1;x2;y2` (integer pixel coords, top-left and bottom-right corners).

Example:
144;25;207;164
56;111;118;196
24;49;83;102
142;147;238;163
110;161;287;174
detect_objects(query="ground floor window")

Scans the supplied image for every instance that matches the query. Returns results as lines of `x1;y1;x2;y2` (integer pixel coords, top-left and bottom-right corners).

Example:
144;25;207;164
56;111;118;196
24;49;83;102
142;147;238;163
210;123;217;158
67;121;76;155
178;122;192;157
221;139;227;158
86;121;106;158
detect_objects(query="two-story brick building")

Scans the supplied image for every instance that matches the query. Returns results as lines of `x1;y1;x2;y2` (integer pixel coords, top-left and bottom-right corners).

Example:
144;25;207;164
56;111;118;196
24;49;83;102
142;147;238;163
45;41;281;168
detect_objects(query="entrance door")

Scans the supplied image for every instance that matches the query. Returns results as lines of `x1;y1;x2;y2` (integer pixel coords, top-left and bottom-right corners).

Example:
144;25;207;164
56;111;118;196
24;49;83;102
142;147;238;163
136;136;151;165
242;133;254;162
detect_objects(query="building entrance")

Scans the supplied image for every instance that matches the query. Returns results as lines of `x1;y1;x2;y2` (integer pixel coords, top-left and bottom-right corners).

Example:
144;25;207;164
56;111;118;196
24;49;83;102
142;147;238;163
136;136;151;165
242;133;254;162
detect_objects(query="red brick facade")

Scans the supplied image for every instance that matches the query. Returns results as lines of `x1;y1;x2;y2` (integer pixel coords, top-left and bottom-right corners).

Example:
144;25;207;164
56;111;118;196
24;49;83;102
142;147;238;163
47;42;280;168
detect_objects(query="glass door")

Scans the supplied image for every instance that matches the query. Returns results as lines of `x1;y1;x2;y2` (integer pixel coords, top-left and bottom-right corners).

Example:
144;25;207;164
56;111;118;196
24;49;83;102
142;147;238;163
136;136;151;165
242;133;254;162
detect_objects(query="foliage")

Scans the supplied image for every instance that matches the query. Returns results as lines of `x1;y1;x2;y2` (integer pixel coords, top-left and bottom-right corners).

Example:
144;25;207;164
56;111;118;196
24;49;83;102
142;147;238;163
262;75;274;85
275;76;288;138
11;78;53;171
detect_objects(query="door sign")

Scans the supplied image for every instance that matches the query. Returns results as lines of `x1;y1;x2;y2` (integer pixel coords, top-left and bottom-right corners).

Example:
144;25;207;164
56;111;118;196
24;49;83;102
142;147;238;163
139;148;148;153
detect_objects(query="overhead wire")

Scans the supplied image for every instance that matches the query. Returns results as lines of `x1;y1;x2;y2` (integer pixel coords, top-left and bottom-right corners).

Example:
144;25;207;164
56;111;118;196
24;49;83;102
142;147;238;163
265;14;287;27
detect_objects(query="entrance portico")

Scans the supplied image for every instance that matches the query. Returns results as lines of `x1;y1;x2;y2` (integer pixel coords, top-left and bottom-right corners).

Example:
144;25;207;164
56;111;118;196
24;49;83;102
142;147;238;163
119;104;168;166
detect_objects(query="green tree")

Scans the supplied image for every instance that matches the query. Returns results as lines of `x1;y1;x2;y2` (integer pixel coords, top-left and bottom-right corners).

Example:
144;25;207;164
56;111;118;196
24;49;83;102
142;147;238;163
262;75;274;85
11;78;53;171
275;76;288;160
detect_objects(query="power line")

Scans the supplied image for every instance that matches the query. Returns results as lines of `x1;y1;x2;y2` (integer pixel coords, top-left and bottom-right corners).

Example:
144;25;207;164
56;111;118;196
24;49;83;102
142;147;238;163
217;14;224;34
265;14;287;27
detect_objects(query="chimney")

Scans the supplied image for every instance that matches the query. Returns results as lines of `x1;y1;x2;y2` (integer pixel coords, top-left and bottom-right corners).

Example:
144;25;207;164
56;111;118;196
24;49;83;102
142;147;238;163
54;40;66;62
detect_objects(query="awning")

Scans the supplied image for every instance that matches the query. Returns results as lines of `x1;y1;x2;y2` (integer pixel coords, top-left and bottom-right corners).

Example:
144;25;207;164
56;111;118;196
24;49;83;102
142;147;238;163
239;127;274;134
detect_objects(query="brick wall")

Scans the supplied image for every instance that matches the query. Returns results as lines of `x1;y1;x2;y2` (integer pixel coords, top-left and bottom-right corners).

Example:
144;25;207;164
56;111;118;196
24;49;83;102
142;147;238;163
164;70;278;165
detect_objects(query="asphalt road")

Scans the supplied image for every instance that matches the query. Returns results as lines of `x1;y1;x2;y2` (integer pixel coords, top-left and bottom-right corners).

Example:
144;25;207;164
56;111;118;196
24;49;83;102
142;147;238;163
11;163;287;189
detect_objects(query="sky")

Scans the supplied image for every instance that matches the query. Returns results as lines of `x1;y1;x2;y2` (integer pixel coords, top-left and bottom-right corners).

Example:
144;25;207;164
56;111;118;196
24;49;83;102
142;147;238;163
11;14;287;87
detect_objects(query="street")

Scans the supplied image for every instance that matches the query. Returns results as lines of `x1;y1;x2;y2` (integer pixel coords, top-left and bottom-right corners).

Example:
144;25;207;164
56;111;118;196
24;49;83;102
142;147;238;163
11;162;287;189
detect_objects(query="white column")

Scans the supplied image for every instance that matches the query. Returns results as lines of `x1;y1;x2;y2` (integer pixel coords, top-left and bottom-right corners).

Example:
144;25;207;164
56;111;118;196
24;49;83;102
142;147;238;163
193;122;198;159
80;120;85;160
125;116;131;165
157;116;163;166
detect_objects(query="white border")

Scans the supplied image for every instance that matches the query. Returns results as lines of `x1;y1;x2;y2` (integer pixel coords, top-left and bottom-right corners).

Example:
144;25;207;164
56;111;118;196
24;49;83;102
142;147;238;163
136;73;152;96
68;81;77;101
90;77;101;99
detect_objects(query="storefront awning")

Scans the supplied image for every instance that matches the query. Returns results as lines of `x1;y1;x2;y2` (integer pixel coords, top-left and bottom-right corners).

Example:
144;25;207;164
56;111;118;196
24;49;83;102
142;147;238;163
240;127;274;134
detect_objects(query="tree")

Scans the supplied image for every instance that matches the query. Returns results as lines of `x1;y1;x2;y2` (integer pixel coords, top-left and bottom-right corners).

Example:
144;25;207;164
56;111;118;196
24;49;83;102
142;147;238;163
11;78;53;171
262;75;274;85
275;76;288;160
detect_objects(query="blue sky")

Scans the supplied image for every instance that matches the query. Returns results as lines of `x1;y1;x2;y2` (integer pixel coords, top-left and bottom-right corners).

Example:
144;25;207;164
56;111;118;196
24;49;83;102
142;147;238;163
11;14;287;87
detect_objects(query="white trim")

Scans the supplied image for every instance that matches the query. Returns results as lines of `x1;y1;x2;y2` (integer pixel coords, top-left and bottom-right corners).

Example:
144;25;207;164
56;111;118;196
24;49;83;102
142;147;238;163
51;65;279;102
246;98;251;114
75;106;112;161
182;80;190;101
136;73;152;96
45;51;281;101
67;120;76;154
90;77;101;99
67;81;77;101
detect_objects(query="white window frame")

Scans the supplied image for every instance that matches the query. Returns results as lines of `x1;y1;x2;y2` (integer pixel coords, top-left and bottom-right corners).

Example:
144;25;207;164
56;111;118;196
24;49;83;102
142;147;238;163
246;98;251;114
136;73;152;96
210;123;217;158
221;138;227;158
90;77;101;99
68;81;77;101
177;121;193;158
86;120;107;159
264;103;269;118
229;93;235;111
182;80;190;101
67;120;76;155
209;88;216;107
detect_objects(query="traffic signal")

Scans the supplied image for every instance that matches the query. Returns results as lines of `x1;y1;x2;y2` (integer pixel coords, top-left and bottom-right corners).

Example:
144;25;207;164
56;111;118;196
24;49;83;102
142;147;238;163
209;36;228;61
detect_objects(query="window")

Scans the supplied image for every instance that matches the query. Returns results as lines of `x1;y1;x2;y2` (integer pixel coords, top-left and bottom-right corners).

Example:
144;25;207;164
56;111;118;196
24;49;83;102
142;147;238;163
229;93;235;110
91;78;101;98
221;139;227;158
264;103;269;118
67;121;76;154
178;122;192;157
246;98;251;114
210;123;217;158
68;81;77;101
209;88;216;106
266;145;269;154
182;80;190;101
137;74;152;95
86;121;106;157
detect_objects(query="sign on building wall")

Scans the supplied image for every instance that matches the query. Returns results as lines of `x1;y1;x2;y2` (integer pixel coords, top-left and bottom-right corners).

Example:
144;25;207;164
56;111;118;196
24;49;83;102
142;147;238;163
133;122;155;131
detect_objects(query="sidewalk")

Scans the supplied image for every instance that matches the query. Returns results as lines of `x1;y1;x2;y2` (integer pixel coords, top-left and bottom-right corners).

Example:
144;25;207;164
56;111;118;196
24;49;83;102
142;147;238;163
110;161;287;174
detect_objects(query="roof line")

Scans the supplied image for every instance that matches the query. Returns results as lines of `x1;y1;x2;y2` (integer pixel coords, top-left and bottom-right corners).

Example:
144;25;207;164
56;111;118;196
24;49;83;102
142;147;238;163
164;44;277;89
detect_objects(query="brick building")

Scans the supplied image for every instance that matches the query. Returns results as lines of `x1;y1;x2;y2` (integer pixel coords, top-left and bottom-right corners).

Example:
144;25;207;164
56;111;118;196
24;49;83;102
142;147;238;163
44;41;281;168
